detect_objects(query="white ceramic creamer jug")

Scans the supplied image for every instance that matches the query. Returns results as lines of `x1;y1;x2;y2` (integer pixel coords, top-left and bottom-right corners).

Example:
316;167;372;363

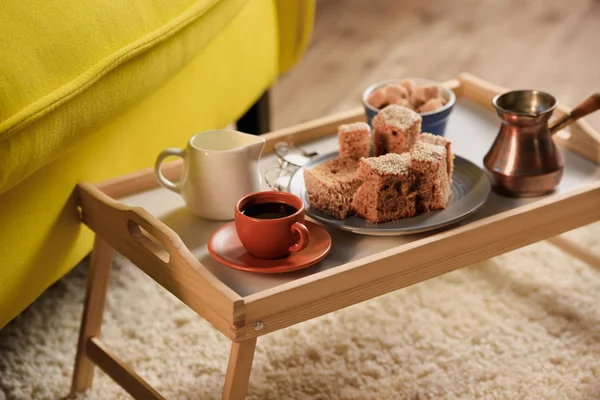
154;130;265;220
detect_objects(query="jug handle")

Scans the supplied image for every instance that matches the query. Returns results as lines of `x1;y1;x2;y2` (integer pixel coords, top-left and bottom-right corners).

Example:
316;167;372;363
154;148;184;193
550;93;600;135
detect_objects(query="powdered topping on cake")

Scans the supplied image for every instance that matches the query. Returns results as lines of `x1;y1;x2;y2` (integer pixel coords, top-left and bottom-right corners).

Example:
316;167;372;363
338;121;370;134
377;104;422;130
418;132;447;147
411;140;445;163
418;132;454;179
361;153;411;176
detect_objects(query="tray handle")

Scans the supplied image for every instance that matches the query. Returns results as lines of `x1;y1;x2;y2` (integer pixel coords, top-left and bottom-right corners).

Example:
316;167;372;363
126;217;171;264
75;182;242;316
77;182;182;265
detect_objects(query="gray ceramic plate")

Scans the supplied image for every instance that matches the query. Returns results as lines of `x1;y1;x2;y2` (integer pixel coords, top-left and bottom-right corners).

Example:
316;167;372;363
287;152;491;236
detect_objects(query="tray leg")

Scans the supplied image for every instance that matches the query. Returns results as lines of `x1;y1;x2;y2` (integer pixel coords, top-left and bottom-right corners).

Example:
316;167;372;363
547;236;600;272
71;235;114;393
222;338;257;400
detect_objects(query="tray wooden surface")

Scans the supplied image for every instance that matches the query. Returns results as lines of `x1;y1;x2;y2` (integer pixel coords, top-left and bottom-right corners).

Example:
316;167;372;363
79;74;600;342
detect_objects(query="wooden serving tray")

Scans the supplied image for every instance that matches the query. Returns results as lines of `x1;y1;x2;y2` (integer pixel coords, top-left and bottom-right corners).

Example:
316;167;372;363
71;74;600;400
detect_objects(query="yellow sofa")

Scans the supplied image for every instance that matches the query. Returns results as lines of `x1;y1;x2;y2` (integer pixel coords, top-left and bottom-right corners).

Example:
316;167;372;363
0;0;315;328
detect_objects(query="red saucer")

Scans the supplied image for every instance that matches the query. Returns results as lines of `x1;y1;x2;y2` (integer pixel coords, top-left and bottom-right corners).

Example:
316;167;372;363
208;221;332;274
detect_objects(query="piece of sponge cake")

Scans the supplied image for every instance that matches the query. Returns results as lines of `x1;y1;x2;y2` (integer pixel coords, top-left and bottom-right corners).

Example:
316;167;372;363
352;153;417;223
372;105;422;156
338;122;371;160
303;157;361;219
411;141;451;212
417;132;454;181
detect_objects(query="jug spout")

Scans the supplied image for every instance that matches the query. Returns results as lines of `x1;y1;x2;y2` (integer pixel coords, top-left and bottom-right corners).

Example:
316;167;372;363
224;130;265;157
244;135;266;161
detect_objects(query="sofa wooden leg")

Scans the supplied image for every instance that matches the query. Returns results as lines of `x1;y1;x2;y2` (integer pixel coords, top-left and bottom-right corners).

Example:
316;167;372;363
71;235;115;393
236;91;271;135
222;338;257;400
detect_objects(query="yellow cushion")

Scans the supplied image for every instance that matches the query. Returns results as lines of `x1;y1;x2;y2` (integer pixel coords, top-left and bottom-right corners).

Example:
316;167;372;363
0;0;314;328
275;0;316;74
0;0;250;195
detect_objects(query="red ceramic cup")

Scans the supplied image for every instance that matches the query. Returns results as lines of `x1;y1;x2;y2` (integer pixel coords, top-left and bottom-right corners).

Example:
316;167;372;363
234;191;310;259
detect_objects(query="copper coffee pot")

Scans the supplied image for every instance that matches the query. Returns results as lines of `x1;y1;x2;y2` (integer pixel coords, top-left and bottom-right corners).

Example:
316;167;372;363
484;90;600;197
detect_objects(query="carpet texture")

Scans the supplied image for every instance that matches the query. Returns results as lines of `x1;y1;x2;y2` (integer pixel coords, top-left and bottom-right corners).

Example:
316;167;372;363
1;223;600;400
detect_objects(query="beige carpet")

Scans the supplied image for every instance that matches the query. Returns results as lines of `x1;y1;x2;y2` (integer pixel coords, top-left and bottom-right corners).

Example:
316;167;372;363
1;223;600;400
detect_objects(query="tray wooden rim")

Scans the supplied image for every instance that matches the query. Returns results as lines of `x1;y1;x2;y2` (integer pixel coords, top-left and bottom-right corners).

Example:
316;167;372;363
79;73;600;341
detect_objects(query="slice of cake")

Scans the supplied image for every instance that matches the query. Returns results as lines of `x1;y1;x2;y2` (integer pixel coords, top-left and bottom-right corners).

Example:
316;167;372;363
338;122;371;160
411;141;451;212
372;105;422;156
352;153;417;223
417;132;454;181
304;157;361;219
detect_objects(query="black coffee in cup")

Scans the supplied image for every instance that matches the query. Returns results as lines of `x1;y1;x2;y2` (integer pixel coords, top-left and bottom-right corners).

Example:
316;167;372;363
242;202;298;220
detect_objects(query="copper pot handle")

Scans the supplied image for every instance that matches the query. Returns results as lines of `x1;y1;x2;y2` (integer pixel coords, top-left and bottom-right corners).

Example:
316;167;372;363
550;93;600;135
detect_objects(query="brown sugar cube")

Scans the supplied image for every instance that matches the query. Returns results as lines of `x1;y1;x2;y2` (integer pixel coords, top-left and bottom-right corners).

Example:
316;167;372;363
411;84;442;108
419;97;445;113
367;87;388;109
304;157;362;220
399;79;417;96
417;132;454;181
393;97;411;108
410;141;451;212
352;153;417;223
372;104;422;156
338;122;371;160
384;84;409;104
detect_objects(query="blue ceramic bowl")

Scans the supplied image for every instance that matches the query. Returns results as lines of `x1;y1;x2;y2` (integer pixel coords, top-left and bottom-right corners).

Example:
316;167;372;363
362;78;456;137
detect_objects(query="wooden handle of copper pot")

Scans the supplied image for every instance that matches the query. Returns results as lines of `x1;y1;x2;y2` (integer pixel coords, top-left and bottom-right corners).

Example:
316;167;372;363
550;93;600;135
